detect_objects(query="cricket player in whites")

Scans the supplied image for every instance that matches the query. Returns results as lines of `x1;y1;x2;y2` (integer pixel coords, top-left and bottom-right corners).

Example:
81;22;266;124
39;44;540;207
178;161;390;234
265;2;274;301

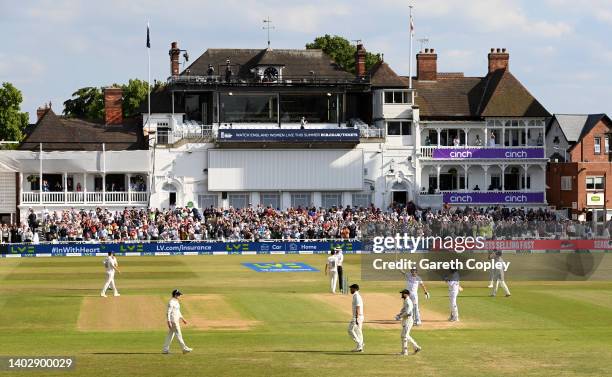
100;252;120;297
490;251;511;297
395;289;421;356
325;249;339;294
162;289;193;354
348;283;364;352
445;269;461;322
402;268;430;326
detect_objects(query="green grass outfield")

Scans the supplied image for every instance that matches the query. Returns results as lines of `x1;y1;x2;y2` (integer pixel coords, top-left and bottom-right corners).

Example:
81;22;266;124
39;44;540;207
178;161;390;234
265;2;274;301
1;254;611;377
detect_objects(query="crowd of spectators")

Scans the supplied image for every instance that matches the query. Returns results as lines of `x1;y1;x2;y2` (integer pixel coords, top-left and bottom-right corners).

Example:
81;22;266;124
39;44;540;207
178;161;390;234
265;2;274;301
1;204;611;244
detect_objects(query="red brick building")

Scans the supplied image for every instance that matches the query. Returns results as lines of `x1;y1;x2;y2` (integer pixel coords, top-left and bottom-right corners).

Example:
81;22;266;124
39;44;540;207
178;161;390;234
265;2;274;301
546;114;612;229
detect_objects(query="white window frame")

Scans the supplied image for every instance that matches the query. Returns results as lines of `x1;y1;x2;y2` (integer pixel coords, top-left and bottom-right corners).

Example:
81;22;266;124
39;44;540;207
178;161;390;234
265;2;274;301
290;192;312;208
386;121;412;136
383;90;410;104
560;176;572;191
260;193;280;209
594;137;601;154
586;176;604;191
352;193;372;208
321;192;342;209
198;194;218;209
228;193;250;209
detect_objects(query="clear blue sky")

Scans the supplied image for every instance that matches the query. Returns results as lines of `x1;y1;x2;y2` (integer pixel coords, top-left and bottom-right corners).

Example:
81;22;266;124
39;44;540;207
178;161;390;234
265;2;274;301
1;0;611;123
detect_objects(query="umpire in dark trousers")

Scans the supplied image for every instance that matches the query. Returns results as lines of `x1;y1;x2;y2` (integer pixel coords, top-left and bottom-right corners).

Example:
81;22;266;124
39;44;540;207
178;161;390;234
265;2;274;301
335;247;344;292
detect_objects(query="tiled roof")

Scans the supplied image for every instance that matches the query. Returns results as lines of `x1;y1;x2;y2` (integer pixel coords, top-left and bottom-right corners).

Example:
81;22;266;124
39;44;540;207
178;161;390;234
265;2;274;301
414;77;484;119
551;114;589;142
367;61;409;88
412;70;550;119
19;110;145;151
183;48;353;79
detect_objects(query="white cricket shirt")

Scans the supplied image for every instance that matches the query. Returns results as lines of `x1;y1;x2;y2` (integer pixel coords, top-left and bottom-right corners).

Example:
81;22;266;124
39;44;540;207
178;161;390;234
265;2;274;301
167;298;183;323
352;291;364;318
327;256;338;272
103;256;117;272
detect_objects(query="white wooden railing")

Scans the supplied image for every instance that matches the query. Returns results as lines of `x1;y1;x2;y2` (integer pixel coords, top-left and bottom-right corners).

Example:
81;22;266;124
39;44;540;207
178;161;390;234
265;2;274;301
22;191;149;205
419;145;545;158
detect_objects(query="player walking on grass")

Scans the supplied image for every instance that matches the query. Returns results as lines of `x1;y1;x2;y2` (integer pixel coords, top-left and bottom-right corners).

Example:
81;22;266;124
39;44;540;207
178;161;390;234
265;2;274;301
445;269;461;322
325;249;339;294
401;268;430;326
395;289;421;356
490;251;511;297
348;283;364;352
162;289;193;354
100;252;120;297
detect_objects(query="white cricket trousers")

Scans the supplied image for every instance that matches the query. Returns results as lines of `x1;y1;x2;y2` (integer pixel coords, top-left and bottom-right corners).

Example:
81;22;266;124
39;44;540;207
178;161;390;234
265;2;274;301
401;318;419;352
491;279;511;296
329;271;338;293
410;293;421;324
101;270;119;296
348;316;364;349
449;288;459;320
163;322;189;352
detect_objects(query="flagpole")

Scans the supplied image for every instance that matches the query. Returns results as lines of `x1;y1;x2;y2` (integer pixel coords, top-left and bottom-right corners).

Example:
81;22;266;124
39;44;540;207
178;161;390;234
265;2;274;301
409;6;414;90
147;21;151;133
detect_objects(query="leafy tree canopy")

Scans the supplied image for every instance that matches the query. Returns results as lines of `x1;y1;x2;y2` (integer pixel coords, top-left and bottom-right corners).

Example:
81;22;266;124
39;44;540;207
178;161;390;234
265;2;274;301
0;82;29;144
63;79;165;121
306;35;381;74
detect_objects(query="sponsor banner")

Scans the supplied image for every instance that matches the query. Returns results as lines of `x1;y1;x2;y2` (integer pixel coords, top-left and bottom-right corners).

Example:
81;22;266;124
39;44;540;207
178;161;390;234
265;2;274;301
443;192;545;204
0;240;361;256
587;192;604;206
218;128;360;143
242;262;319;272
432;147;545;159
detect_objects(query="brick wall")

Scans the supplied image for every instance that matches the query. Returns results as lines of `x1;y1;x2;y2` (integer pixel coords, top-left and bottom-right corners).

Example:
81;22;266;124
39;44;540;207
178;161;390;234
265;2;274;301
548;117;612;214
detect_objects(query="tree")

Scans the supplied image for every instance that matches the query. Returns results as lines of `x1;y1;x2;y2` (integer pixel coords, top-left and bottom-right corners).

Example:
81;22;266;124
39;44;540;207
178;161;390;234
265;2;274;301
121;79;149;118
306;35;381;74
63;79;164;121
0;82;29;144
63;86;104;120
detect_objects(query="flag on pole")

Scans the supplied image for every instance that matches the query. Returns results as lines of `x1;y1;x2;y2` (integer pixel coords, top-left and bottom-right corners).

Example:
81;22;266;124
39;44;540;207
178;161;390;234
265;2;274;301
146;23;150;48
410;14;415;36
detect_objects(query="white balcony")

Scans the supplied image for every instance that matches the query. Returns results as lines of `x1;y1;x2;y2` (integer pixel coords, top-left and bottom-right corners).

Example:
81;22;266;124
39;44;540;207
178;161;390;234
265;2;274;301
21;191;149;205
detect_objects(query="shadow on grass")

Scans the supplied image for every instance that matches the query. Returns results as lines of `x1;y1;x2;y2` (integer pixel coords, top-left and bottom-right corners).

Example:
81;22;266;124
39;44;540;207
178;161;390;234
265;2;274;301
89;352;163;355
257;350;391;356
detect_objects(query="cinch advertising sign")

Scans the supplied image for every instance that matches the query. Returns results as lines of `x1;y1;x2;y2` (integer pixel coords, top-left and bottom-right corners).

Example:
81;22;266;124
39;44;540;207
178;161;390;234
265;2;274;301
432;147;545;159
218;128;360;142
242;262;319;272
442;192;545;204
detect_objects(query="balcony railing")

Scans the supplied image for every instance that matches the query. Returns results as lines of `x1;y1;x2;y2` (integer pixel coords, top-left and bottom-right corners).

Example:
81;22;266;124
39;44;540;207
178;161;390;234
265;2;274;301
167;74;370;87
419;146;545;159
419;191;546;205
21;191;149;205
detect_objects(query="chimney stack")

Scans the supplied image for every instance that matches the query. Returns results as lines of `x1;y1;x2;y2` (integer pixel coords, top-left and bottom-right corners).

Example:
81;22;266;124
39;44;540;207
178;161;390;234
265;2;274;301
416;48;437;81
169;41;181;76
104;87;123;125
36;103;50;122
488;48;509;73
355;43;367;77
